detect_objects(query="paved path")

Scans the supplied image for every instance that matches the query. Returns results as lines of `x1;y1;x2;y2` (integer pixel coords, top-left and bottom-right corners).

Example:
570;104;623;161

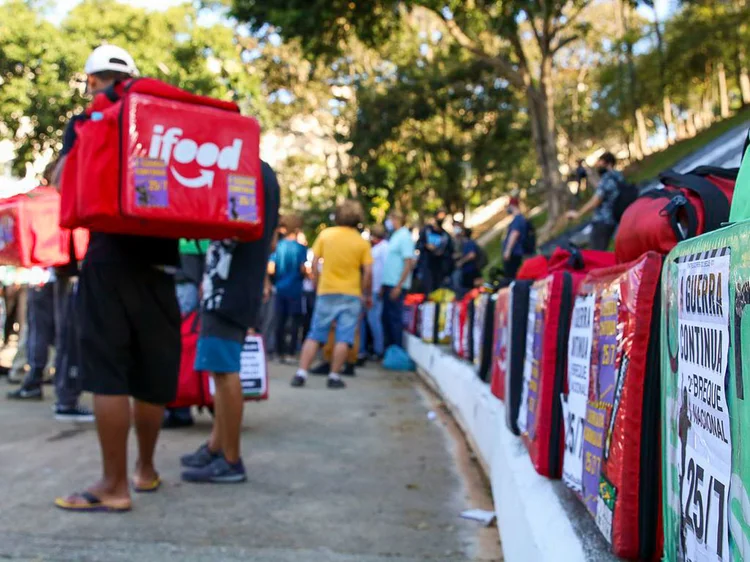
0;363;501;562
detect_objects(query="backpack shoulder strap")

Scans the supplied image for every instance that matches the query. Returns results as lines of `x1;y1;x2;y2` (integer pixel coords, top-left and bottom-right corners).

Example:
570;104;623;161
658;170;730;234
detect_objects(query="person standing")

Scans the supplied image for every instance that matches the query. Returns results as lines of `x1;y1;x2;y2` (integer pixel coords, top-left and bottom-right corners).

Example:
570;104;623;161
502;197;530;279
382;211;416;350
54;46;181;512
455;228;482;290
273;215;307;364
566;152;623;251
416;210;453;294
180;161;280;484
291;200;373;390
361;225;389;360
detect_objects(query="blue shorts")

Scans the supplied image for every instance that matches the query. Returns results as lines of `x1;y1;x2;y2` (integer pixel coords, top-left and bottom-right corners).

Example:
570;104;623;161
195;312;246;374
308;294;362;346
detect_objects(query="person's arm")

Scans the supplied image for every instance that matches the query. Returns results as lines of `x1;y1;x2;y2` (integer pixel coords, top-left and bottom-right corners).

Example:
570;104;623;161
566;193;603;222
456;250;477;267
262;272;272;303
311;256;321;290
503;230;521;261
390;258;415;300
361;263;373;309
51;155;67;188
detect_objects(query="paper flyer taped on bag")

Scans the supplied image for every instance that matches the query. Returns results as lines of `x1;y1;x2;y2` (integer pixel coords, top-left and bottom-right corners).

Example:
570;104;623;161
209;334;268;399
562;293;596;494
518;287;538;435
676;249;731;561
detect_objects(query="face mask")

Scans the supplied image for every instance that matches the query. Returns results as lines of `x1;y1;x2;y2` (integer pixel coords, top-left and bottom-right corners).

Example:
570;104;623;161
385;219;395;232
454;227;463;236
596;166;609;176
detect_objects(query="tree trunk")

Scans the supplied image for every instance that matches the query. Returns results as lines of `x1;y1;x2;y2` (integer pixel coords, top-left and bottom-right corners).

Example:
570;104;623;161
636;109;650;157
527;83;565;231
663;96;674;144
739;48;750;106
718;63;730;118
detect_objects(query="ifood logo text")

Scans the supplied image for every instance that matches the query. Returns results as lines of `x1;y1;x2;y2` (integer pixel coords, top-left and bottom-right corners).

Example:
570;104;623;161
148;125;243;188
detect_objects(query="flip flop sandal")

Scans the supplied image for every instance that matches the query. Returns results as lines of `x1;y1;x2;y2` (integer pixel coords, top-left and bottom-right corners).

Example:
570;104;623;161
132;476;162;493
54;491;132;513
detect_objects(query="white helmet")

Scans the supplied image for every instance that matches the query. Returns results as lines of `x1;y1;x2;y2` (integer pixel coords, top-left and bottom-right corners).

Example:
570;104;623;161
84;45;139;76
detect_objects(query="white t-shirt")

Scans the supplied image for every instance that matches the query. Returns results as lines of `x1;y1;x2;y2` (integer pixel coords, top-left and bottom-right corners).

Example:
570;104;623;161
371;240;390;295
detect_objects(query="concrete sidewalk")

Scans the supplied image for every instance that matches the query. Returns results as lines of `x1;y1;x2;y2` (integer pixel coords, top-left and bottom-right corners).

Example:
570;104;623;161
0;362;501;562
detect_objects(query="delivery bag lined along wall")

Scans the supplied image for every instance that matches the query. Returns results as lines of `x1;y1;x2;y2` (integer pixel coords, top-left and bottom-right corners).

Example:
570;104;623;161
562;252;663;560
661;225;749;562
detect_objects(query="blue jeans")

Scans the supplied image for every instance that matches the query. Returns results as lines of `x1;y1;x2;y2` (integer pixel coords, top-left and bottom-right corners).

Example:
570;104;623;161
381;286;405;349
308;294;361;346
275;294;303;357
363;295;385;356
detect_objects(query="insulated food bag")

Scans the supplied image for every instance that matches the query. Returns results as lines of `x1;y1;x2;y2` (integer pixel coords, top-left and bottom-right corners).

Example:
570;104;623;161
61;78;264;241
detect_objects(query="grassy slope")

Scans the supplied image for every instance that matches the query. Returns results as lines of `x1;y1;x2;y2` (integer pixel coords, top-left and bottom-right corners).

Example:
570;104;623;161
483;109;750;268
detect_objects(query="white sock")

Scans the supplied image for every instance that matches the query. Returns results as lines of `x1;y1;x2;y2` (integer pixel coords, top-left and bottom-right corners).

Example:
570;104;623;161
328;372;342;381
296;369;308;379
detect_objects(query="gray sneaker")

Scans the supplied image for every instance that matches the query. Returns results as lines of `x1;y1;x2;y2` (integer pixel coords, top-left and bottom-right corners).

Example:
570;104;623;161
180;443;221;469
181;456;247;484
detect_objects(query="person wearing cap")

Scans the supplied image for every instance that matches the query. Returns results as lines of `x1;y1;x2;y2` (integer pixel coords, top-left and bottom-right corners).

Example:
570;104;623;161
53;46;181;513
502;197;529;279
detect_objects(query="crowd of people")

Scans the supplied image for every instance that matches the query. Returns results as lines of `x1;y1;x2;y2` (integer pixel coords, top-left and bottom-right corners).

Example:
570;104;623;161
0;42;628;514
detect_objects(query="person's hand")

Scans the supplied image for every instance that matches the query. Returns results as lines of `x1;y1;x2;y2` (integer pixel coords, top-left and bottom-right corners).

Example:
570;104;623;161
262;285;271;303
565;210;579;222
390;286;402;301
426;244;436;251
503;252;511;262
363;295;373;310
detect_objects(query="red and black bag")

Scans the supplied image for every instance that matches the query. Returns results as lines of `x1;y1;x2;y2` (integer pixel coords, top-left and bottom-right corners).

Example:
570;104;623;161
519;247;616;478
453;289;479;360
489;287;511;401
615;166;737;263
169;313;269;408
61;78;264;241
563;252;663;560
0;187;88;268
403;293;425;335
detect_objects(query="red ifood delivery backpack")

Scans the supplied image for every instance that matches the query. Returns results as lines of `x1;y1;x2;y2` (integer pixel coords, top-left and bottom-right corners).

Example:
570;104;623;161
518;246;616;478
61;78;264;241
614;166;737;263
0;187;88;268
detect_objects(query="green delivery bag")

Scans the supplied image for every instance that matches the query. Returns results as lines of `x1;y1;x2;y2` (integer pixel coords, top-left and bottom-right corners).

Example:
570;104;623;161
662;220;750;562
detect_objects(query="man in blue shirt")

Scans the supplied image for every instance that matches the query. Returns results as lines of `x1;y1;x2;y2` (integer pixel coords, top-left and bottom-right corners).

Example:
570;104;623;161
455;228;482;290
272;215;308;363
381;211;416;349
566;152;623;251
502;197;528;279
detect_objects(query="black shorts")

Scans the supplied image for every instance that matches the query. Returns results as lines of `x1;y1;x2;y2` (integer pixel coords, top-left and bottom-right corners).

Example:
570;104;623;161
79;263;181;405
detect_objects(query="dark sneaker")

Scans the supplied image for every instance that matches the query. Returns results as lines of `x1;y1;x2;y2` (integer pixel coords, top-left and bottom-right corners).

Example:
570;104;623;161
355;356;367;367
309;362;331;375
54;405;94;422
342;363;356;377
7;386;43;400
291;375;306;388
180;443;221;469
181;456;247;484
327;378;347;390
163;412;195;429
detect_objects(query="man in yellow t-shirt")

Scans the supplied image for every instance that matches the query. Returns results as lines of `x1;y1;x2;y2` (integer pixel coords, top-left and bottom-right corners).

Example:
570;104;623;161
292;200;373;390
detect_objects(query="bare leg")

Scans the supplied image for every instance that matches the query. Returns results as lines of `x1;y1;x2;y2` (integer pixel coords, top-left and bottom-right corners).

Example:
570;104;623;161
330;342;349;375
133;400;165;487
208;374;223;453
213;373;243;463
59;395;131;506
298;339;321;371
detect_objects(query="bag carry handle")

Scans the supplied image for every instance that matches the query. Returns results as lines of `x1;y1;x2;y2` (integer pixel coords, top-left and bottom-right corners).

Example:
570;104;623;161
688;166;739;180
658;170;730;235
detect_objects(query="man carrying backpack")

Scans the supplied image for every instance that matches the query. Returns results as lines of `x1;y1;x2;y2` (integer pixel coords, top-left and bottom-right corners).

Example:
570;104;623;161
502;197;531;279
566;152;625;251
54;46;181;512
455;228;484;290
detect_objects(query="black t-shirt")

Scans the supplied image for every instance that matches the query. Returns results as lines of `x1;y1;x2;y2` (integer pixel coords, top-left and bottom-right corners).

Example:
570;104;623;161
61;116;179;267
201;161;281;330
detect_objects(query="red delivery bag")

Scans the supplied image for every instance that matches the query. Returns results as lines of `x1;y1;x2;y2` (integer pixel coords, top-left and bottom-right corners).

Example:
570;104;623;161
403;293;425;335
453;289;479;360
490;287;511;400
61;78;264;241
0;187;88;267
518;247;616;478
560;252;663;560
615;166;737;263
170;317;269;408
516;254;550;281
